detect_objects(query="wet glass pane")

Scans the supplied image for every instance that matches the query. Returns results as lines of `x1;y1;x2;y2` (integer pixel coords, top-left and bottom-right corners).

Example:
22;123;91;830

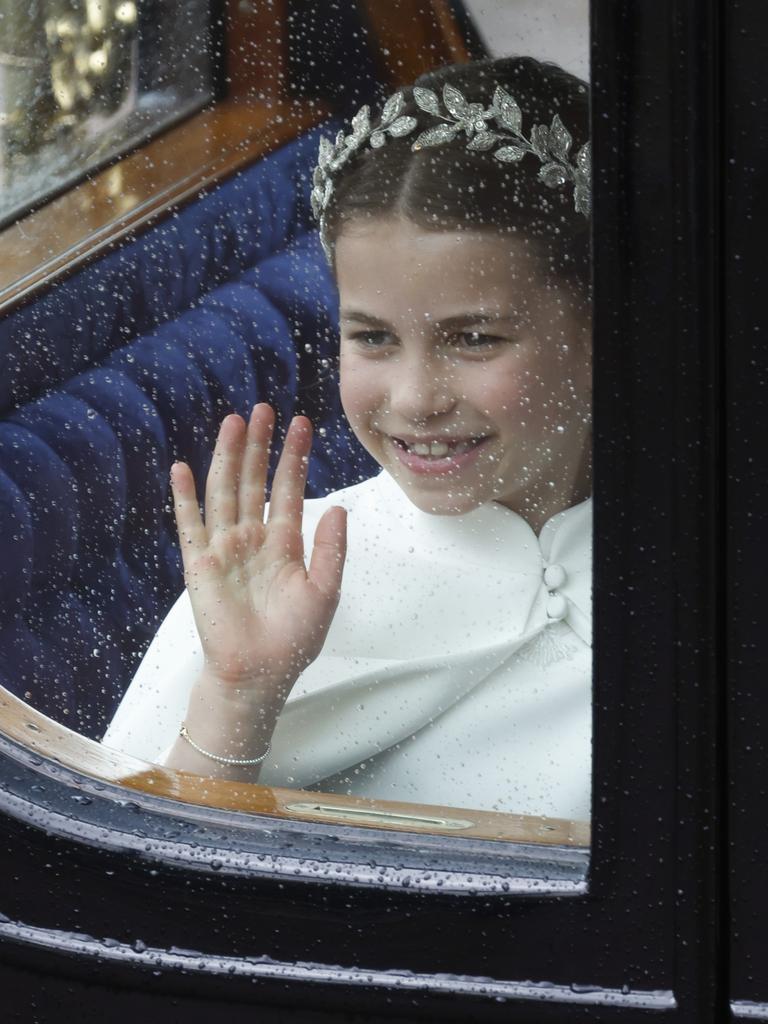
0;0;592;853
0;0;214;225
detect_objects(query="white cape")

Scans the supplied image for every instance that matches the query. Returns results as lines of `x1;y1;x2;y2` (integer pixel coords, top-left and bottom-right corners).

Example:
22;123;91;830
103;471;592;820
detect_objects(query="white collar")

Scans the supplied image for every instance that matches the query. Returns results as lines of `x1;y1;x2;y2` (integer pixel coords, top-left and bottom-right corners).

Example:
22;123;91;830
302;469;592;658
373;466;591;561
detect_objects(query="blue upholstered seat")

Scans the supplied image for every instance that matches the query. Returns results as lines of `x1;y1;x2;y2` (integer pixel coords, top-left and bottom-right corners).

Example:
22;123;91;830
0;123;377;738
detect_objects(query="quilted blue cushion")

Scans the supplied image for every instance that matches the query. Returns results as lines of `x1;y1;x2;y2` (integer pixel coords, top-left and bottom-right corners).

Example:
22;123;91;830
0;124;376;738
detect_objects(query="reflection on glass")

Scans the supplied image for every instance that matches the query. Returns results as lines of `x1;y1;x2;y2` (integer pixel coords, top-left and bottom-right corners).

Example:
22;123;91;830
0;0;213;225
0;1;592;841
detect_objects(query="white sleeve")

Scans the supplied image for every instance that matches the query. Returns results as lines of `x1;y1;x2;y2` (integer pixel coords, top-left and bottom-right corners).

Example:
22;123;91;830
101;588;202;763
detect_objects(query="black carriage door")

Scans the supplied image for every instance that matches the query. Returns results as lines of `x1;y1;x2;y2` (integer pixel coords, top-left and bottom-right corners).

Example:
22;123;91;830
726;0;768;1019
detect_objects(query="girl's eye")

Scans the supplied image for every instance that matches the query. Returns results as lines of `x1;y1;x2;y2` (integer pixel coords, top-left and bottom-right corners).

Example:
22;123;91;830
449;331;506;350
348;330;392;349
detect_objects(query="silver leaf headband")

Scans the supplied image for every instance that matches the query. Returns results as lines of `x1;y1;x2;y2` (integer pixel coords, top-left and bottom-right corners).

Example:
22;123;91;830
311;82;592;262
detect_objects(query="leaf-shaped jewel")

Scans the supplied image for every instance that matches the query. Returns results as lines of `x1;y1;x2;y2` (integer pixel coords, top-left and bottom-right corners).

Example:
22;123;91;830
492;85;522;133
548;114;572;160
369;130;386;148
381;91;404;125
412;123;460;149
467;131;499;151
413;86;441;115
539;161;569;187
574;183;591;216
493;145;526;163
312;165;325;187
323;178;333;204
335;130;346;147
318;135;333;168
530;124;550;158
350;105;371;139
310;187;323;218
387;115;418;137
442;83;469;120
329;147;352;172
576;141;591;177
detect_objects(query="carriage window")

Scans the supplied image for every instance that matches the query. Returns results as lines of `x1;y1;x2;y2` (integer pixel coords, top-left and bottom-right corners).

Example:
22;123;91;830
0;0;593;866
0;0;214;226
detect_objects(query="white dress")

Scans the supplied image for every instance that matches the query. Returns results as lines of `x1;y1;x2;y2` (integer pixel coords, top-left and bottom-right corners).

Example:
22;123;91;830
103;470;592;820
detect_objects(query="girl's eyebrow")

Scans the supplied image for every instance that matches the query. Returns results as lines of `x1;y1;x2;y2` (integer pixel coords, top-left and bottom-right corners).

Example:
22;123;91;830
340;310;390;327
434;313;521;330
340;310;521;328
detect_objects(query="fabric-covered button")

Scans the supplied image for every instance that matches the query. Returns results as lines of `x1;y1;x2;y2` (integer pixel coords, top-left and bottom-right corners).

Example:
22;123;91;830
544;563;567;589
546;593;568;620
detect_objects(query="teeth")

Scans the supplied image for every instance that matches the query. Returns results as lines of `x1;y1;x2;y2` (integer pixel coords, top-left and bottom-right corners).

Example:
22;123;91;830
411;441;450;457
403;439;482;457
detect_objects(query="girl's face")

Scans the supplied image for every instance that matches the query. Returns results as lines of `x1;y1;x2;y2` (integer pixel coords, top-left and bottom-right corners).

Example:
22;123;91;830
335;216;592;519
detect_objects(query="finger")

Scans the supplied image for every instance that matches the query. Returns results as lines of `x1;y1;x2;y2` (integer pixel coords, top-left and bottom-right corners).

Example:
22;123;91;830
267;416;313;529
205;414;246;534
238;403;274;526
307;506;347;601
170;462;208;569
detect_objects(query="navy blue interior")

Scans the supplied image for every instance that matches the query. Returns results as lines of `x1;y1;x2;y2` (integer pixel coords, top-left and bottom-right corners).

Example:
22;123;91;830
0;122;378;738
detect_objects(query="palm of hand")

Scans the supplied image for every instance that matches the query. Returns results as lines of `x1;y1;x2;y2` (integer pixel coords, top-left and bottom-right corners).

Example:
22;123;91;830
171;406;347;693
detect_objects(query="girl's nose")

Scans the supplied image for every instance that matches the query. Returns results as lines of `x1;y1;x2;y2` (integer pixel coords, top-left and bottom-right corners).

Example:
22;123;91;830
387;354;457;422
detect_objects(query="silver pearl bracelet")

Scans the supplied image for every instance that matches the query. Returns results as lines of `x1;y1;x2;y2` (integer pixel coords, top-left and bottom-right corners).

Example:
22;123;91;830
179;723;270;766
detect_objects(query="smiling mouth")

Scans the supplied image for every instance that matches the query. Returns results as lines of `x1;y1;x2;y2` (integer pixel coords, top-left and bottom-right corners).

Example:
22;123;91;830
390;436;489;458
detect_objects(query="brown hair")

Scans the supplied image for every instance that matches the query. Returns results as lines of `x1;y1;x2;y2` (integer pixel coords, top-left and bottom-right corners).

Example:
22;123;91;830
323;56;591;302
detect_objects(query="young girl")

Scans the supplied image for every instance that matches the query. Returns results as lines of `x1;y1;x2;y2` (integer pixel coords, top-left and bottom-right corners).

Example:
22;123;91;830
103;56;593;821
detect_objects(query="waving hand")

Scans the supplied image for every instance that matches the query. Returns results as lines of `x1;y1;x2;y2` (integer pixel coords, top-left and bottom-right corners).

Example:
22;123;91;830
170;404;347;703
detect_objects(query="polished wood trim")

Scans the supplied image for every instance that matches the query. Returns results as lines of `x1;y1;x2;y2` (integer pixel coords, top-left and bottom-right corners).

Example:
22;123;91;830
358;0;472;86
0;685;589;847
225;0;289;101
0;97;329;317
426;0;475;61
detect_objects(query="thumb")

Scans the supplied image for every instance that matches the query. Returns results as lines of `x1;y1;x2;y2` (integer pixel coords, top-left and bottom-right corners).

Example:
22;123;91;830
307;506;347;601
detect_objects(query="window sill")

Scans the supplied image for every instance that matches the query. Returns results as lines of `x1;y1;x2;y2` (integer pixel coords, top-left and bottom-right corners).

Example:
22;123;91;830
0;684;589;895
